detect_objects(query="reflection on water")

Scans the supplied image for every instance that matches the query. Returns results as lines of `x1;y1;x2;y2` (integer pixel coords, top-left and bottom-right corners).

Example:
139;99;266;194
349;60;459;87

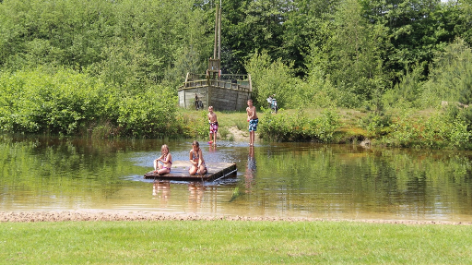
188;182;205;212
152;181;170;207
245;146;256;193
2;134;472;221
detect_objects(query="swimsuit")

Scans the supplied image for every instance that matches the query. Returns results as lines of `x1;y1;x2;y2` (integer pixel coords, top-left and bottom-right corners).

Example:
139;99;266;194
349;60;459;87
209;121;218;134
162;154;172;172
190;149;207;170
249;119;259;132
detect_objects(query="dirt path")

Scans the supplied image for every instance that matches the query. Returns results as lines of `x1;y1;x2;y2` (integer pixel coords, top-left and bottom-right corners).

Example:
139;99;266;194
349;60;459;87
226;126;259;143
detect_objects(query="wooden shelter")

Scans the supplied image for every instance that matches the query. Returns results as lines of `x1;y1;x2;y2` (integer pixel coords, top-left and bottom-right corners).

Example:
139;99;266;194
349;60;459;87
178;2;252;111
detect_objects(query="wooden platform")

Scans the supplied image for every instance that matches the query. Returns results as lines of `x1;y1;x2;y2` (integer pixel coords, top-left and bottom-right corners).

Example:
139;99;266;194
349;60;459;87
144;161;237;181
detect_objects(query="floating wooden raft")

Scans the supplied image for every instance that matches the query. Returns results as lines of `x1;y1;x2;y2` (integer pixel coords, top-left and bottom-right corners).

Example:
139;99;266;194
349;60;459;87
144;161;237;181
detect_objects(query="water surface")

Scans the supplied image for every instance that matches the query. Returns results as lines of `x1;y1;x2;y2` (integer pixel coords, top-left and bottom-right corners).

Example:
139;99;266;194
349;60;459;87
1;135;472;222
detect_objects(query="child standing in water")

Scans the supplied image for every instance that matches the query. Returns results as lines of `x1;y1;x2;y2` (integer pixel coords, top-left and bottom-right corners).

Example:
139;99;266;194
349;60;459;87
154;144;172;175
207;106;218;146
189;141;207;175
246;99;258;146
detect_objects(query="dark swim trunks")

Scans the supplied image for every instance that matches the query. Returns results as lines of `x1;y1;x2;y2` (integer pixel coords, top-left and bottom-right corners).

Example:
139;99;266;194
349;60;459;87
249;119;258;132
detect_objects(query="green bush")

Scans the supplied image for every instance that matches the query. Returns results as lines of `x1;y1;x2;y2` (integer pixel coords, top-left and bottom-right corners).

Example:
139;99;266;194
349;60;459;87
259;108;340;142
383;109;471;149
0;68;179;137
358;112;392;137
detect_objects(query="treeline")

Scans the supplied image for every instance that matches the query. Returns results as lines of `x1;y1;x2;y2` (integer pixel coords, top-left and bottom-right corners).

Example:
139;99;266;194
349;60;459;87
0;0;212;136
1;0;472;141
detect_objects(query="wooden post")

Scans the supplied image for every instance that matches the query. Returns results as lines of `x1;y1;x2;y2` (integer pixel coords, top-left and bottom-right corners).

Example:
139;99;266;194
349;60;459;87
207;86;211;109
235;85;239;110
213;3;218;59
218;5;221;60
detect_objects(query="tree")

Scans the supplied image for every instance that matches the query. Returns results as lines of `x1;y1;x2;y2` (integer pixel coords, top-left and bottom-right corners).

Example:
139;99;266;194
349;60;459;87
281;0;341;76
222;0;287;74
307;0;389;107
245;50;295;108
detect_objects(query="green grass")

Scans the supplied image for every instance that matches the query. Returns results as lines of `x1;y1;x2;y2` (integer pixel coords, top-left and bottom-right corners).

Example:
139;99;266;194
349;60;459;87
2;220;472;264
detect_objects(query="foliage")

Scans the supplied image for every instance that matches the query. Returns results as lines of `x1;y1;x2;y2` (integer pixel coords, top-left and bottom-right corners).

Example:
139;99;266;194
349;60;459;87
0;0;212;86
383;109;471;149
116;86;179;137
383;62;426;109
421;38;472;108
358;112;392;137
0;0;472;144
0;68;179;137
259;108;340;142
245;50;295;108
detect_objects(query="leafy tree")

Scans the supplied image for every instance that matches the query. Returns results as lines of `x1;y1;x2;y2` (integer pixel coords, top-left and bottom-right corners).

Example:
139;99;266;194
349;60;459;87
360;0;460;83
222;0;287;74
0;0;212;86
307;0;389;107
245;50;295;108
421;38;472;107
281;0;341;76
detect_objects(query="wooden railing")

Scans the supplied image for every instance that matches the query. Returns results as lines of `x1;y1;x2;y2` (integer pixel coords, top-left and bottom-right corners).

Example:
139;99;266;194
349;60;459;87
180;79;250;92
180;73;252;92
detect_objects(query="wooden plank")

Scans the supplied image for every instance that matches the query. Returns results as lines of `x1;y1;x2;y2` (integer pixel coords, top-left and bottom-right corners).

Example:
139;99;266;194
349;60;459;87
144;161;237;181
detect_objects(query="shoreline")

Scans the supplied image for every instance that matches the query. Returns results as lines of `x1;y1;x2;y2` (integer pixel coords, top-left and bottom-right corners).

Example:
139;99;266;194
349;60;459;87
1;210;470;225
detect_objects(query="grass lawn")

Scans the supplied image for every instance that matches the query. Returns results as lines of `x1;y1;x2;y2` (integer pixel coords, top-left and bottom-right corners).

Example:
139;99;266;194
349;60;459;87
2;220;471;264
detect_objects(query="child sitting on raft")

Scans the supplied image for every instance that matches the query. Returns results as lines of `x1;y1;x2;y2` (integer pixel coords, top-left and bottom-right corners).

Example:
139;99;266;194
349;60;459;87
154;144;172;175
189;141;207;175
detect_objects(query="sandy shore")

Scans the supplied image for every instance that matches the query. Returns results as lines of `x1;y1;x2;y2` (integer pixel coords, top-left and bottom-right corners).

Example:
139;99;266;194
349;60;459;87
1;211;470;225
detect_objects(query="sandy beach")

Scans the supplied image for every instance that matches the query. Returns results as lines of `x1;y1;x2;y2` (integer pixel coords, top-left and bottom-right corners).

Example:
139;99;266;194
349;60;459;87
1;211;470;225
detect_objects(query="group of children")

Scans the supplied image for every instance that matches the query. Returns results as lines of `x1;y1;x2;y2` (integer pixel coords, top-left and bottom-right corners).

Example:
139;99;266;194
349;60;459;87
153;99;258;175
207;99;258;146
154;140;207;175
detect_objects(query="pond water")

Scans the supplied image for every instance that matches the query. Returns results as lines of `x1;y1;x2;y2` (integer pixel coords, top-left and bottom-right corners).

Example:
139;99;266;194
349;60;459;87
1;135;472;222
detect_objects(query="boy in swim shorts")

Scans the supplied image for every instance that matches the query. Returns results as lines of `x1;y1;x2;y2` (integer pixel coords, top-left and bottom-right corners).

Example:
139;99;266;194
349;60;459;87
246;99;258;146
208;106;218;146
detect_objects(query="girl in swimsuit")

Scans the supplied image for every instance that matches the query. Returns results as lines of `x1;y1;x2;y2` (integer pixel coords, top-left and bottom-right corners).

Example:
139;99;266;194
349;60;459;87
154;144;172;175
189;141;207;175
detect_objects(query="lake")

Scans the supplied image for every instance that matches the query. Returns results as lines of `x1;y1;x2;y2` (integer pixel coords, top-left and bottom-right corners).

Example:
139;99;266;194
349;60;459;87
1;135;472;222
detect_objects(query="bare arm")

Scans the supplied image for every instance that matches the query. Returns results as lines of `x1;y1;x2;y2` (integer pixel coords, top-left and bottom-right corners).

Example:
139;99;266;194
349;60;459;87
165;154;172;164
197;149;204;167
189;151;197;166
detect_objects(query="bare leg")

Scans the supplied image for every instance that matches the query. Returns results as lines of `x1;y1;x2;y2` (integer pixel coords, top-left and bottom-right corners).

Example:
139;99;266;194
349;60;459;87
197;165;207;174
249;131;254;146
189;166;197;175
156;167;170;175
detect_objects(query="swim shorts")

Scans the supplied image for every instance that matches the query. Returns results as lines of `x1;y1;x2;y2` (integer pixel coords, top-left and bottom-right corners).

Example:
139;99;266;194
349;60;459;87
249;119;258;132
209;122;218;134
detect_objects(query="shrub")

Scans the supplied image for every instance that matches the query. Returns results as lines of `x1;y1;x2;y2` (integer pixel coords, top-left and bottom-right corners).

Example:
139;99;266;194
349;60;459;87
0;68;180;137
259;108;340;142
